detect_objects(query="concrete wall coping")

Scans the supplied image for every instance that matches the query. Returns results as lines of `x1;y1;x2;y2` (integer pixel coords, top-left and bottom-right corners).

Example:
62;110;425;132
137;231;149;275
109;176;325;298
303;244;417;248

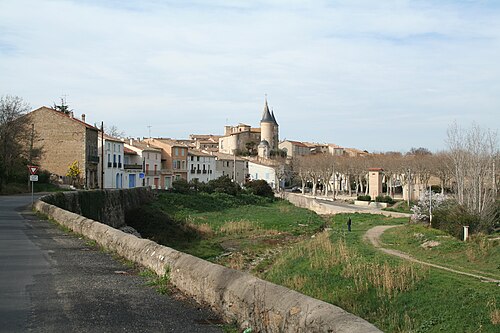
34;196;381;333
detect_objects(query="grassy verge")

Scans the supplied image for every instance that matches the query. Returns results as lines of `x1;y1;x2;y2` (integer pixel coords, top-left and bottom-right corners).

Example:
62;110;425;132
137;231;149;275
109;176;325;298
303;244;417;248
1;182;66;195
381;224;500;280
259;213;500;332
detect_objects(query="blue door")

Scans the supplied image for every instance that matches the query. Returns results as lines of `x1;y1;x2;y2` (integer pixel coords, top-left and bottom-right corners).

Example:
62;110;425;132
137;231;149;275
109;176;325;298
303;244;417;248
129;174;136;188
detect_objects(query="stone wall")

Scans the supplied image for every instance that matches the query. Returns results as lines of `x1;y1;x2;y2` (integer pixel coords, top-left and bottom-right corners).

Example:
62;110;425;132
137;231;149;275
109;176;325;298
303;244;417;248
41;187;153;228
35;191;381;333
283;192;409;218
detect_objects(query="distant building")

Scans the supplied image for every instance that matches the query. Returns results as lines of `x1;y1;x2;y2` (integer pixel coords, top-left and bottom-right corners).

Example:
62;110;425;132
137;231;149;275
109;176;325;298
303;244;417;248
144;138;189;188
212;152;248;185
278;140;311;158
218;98;279;159
125;140;162;189
25;106;99;189
248;161;278;189
188;149;216;183
98;134;125;189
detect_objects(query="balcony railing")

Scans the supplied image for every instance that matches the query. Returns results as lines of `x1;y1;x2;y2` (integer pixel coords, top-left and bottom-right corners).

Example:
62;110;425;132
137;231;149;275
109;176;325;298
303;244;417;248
145;171;160;176
87;155;99;164
124;164;142;170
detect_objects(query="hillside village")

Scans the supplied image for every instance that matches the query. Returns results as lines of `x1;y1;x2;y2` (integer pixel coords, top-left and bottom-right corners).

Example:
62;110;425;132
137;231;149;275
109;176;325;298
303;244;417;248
25;99;369;193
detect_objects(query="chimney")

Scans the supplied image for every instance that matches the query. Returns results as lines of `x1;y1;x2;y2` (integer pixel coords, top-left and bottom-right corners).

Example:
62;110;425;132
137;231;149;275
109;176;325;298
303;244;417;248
70;111;74;118
81;114;86;122
129;138;133;146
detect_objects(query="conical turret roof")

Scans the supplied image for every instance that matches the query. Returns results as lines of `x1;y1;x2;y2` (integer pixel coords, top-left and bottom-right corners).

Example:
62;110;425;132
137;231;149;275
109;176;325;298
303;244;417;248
271;109;278;126
261;98;274;123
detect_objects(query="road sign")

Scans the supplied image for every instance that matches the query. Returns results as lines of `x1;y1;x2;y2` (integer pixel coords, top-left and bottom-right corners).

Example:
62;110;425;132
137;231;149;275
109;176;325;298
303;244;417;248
30;175;39;182
28;165;39;175
139;173;145;179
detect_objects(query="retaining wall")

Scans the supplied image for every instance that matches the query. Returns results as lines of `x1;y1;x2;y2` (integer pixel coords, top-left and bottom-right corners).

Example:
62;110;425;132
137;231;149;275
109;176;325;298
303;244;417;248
41;187;154;228
283;192;410;218
35;194;381;333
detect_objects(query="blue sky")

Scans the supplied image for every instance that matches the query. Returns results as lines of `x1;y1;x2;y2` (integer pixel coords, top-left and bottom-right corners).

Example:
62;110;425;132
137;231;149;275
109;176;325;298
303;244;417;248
1;0;499;152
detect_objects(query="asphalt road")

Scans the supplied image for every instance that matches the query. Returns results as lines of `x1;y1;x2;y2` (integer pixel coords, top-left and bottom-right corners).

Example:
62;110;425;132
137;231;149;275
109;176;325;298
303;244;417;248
0;194;224;333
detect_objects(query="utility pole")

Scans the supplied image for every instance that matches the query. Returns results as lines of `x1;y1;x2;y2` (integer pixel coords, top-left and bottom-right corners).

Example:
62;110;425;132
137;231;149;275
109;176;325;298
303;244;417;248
429;184;432;227
407;168;411;207
28;123;34;191
101;121;104;189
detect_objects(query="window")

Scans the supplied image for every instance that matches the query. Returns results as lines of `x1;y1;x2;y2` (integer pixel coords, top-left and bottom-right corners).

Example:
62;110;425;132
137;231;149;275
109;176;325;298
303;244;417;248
181;149;185;156
181;161;186;169
197;156;200;161
175;148;179;156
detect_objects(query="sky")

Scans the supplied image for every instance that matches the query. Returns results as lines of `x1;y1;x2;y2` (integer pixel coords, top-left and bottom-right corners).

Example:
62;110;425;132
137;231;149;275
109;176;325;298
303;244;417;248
1;0;499;153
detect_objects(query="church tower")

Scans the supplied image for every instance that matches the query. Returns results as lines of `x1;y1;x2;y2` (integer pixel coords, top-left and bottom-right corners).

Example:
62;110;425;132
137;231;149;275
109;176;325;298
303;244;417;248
259;97;279;158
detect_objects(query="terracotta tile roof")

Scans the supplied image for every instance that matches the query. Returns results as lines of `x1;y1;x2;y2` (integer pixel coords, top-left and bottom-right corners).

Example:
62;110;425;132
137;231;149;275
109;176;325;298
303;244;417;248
124;147;137;155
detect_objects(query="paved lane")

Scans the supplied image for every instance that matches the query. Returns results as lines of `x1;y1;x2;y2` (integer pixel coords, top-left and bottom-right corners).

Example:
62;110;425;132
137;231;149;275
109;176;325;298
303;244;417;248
0;194;224;333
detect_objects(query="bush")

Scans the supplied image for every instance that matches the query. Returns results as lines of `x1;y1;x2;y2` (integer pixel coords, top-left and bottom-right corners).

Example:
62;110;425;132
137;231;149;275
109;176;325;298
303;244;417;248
172;178;191;194
375;195;395;204
205;175;241;196
357;195;371;202
244;179;274;198
432;200;479;239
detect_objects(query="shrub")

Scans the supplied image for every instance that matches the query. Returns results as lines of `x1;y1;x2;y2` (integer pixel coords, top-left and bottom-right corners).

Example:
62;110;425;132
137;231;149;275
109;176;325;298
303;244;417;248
357;195;371;202
432;200;478;239
206;175;241;196
171;178;191;194
244;179;274;198
375;195;395;204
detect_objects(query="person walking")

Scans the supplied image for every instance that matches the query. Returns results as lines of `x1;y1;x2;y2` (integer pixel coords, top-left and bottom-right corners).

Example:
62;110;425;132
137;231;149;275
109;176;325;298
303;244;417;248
347;217;352;232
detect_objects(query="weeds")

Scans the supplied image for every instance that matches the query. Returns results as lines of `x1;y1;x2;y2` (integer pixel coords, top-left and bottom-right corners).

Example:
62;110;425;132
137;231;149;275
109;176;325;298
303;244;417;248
219;220;260;235
140;268;171;295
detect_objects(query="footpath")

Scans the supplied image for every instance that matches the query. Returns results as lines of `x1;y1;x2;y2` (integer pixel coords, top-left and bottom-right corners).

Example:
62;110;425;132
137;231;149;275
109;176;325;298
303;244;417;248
363;225;500;284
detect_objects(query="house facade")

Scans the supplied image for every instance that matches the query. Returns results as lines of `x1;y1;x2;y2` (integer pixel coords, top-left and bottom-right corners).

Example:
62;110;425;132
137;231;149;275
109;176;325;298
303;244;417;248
248;161;278;189
188;149;216;183
278;140;311;158
25;106;99;189
125;140;162;189
123;146;143;188
213;152;248;185
144;138;188;189
98;134;125;189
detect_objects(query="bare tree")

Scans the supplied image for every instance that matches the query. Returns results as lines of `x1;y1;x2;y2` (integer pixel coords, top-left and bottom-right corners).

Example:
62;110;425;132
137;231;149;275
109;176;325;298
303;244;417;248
432;151;453;194
104;124;126;138
446;122;498;227
0;95;32;191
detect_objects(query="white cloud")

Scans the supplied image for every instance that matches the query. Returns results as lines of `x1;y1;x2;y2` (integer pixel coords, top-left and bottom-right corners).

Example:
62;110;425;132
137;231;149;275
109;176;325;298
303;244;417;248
1;0;499;152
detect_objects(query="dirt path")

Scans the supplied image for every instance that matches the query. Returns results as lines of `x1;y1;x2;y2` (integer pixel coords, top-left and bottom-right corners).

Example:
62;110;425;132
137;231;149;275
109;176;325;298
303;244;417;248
364;225;500;284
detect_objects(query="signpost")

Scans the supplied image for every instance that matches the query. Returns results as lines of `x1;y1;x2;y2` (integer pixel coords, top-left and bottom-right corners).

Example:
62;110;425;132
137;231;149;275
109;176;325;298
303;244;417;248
28;165;39;207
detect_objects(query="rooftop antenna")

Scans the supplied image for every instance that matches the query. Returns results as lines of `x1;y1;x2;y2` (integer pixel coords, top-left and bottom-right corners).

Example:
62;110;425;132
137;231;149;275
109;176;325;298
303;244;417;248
147;125;152;139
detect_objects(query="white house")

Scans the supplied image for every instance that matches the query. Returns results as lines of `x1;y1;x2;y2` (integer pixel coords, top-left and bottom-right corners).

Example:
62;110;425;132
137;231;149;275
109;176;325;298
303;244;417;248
248;161;278;189
124;140;162;189
188;149;216;183
123;146;143;188
98;134;125;189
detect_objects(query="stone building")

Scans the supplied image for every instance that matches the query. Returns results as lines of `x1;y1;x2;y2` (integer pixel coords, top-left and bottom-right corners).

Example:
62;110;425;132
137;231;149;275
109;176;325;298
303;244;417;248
25;106;99;189
218;98;279;159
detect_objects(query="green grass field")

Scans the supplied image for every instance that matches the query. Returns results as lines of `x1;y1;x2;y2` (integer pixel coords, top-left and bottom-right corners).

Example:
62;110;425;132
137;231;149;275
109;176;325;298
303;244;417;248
382;224;500;280
261;213;500;332
127;193;500;332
